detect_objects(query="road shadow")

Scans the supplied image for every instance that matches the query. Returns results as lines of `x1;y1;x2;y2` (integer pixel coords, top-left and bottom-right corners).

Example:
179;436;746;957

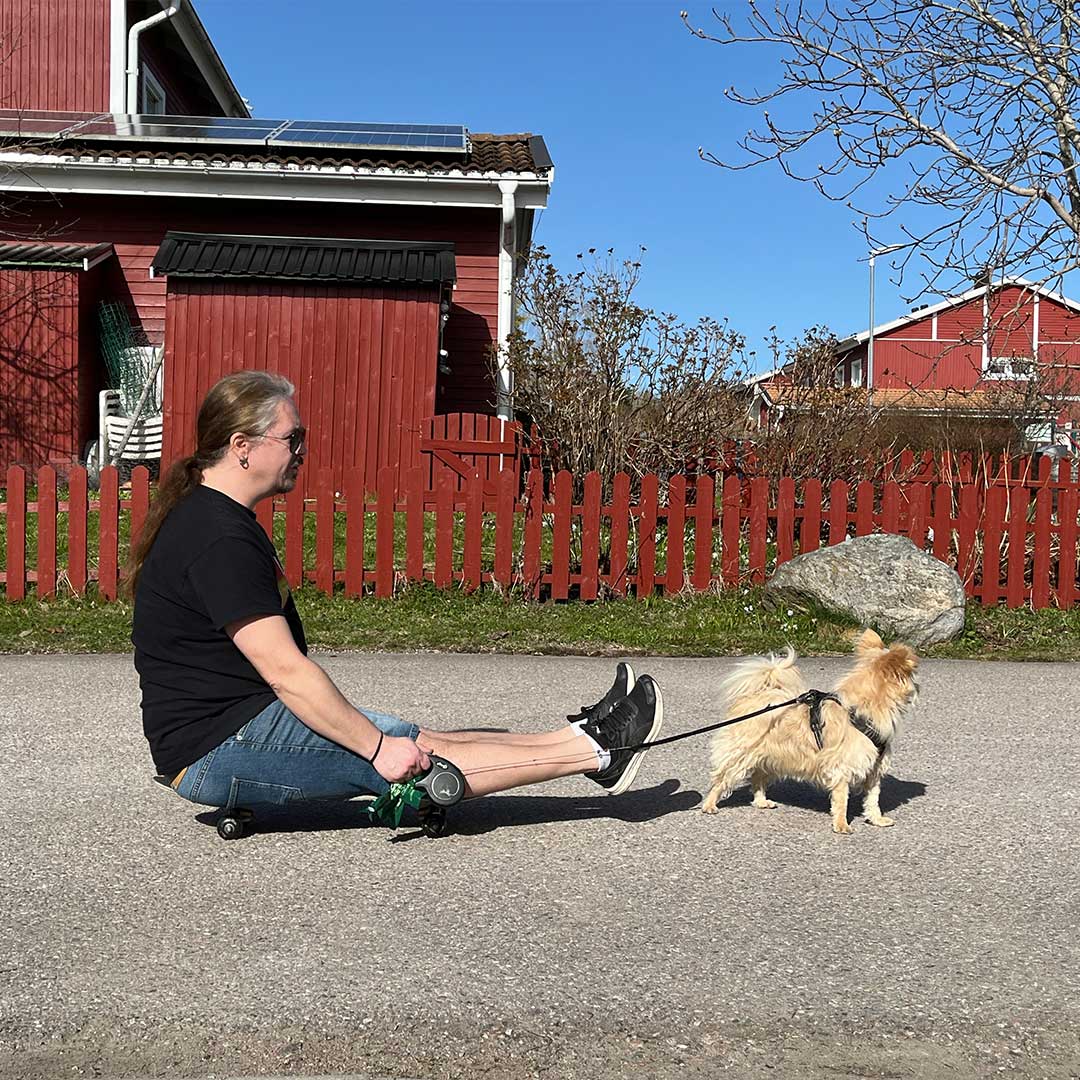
193;777;701;839
715;774;927;818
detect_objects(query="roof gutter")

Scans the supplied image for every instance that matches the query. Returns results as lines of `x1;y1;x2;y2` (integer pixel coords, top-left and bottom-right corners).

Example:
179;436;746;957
127;1;183;114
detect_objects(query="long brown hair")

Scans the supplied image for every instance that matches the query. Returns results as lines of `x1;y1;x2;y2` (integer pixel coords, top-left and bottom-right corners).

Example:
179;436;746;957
123;370;295;595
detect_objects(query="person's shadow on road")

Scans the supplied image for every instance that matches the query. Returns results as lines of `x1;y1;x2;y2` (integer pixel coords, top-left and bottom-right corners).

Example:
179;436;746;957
193;777;701;838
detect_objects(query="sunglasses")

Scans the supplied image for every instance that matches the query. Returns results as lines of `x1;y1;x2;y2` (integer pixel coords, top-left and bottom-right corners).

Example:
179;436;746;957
262;427;307;456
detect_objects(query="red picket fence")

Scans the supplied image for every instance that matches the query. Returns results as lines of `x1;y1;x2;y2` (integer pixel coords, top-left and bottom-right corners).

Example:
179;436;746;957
0;457;1076;608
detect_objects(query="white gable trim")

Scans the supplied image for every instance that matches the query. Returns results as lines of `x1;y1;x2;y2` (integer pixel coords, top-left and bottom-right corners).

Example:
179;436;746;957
837;275;1080;350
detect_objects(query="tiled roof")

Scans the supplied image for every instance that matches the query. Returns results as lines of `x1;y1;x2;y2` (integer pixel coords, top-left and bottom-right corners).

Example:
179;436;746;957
0;241;113;269
0;132;551;177
765;384;1049;414
153;232;456;284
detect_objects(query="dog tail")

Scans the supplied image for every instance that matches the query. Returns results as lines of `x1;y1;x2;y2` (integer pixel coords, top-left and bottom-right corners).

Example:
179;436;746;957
719;647;805;710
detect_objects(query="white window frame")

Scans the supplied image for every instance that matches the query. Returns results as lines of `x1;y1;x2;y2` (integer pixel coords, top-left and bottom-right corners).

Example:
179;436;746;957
141;67;167;115
984;355;1034;380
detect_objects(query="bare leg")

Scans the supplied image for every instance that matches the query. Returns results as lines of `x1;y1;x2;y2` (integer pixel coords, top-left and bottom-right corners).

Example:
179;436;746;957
751;769;777;809
425;727;579;748
417;728;601;798
830;782;852;834
862;776;894;827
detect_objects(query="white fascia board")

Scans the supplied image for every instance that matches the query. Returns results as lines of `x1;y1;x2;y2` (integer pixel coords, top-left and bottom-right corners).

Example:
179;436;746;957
170;3;249;117
0;154;551;209
842;275;1080;346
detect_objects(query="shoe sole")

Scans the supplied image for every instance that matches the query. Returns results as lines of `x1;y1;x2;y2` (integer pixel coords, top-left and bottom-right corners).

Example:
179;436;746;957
606;678;664;797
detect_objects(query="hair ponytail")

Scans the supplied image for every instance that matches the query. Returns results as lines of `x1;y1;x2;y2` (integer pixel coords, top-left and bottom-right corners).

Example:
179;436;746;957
122;370;294;597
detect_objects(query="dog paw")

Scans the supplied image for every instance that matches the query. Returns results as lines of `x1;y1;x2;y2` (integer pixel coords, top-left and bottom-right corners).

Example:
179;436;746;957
752;798;778;809
867;815;895;828
832;821;854;835
700;804;719;815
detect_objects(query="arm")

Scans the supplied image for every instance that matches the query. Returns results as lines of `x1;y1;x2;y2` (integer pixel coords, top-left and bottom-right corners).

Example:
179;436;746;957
227;613;429;783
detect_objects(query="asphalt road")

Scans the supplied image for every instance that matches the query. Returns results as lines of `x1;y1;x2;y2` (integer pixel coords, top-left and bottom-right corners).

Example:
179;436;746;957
0;652;1078;1080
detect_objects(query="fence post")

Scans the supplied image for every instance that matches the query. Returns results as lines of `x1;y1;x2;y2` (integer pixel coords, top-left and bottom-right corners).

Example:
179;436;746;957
68;466;88;596
855;481;874;535
1005;486;1029;608
1059;487;1078;610
98;466;120;601
552;471;572;600
801;478;822;555
344;467;366;598
581;471;601;601
609;472;631;596
776;476;795;566
315;468;336;595
748;477;769;584
828;479;849;545
494;467;515;589
131;466;151;549
638;473;658;598
1031;458;1053;609
981;485;1007;606
463;470;483;593
4;466;25;600
665;474;686;594
375;466;396;598
405;465;426;584
284;484;304;589
523;469;543;599
721;473;741;586
434;470;454;589
692;474;714;591
37;466;57;599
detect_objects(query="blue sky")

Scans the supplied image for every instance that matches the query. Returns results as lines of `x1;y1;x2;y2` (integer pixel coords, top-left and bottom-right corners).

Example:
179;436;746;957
195;0;949;372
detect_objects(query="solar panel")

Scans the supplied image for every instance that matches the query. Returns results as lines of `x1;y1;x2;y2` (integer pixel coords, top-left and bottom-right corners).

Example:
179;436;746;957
0;109;469;154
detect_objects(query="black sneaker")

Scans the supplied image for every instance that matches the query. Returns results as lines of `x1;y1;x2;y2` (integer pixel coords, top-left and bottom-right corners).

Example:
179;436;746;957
567;661;636;727
579;675;663;796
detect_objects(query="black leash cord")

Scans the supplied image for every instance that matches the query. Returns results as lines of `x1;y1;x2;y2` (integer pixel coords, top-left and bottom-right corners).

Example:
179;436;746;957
609;689;840;754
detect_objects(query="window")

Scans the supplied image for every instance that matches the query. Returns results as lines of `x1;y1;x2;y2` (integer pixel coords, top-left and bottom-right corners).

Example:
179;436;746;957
141;68;166;115
985;355;1034;380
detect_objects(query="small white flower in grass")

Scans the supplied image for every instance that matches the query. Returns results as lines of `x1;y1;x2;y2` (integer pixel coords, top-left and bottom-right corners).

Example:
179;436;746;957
786;609;794;617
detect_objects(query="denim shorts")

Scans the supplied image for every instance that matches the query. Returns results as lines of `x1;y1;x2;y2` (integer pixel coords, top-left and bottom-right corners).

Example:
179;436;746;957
174;699;420;809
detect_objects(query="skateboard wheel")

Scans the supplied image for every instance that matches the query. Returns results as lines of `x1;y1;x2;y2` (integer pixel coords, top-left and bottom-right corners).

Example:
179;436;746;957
216;815;246;840
420;808;448;838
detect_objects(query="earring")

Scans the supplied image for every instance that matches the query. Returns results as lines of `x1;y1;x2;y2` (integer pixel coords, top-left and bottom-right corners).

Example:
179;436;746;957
239;457;249;470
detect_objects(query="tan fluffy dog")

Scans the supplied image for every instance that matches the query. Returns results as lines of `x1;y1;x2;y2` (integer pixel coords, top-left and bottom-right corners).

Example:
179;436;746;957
701;629;919;834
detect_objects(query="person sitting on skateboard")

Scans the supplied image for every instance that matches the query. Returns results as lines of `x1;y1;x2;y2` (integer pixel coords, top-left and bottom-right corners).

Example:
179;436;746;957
128;371;663;817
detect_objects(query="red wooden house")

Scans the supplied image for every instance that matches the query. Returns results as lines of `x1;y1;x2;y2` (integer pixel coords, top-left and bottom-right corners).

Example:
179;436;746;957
0;0;553;494
750;278;1080;446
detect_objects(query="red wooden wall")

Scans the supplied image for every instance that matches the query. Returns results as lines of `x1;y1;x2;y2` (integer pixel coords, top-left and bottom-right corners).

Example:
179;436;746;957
0;0;111;112
162;280;441;495
0;269;97;469
8;193;500;417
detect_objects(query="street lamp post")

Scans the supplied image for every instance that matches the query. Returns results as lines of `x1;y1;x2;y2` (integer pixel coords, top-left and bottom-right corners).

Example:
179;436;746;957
867;243;904;392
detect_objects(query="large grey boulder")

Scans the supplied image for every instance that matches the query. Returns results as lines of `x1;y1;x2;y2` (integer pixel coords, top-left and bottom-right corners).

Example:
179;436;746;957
765;533;965;648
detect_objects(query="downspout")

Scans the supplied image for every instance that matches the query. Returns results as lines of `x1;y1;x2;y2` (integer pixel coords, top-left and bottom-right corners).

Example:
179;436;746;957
496;179;518;423
127;0;183;113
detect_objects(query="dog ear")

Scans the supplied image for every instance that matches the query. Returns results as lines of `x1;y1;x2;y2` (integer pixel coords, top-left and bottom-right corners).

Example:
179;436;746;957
854;627;884;655
881;644;918;681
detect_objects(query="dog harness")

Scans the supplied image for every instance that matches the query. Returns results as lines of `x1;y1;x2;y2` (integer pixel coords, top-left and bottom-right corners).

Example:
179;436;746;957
846;707;891;764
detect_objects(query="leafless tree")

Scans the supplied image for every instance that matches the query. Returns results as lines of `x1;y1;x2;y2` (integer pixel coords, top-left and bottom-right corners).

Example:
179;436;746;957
501;246;751;491
682;1;1080;300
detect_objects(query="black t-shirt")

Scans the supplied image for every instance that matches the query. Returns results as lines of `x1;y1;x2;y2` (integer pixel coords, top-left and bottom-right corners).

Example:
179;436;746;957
133;484;307;775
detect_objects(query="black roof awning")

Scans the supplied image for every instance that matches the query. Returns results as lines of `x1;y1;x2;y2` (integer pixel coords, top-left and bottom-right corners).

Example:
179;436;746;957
151;232;456;285
0;242;113;270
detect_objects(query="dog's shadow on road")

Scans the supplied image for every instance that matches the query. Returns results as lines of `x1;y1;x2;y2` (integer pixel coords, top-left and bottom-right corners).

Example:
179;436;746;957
194;778;701;838
722;775;927;816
